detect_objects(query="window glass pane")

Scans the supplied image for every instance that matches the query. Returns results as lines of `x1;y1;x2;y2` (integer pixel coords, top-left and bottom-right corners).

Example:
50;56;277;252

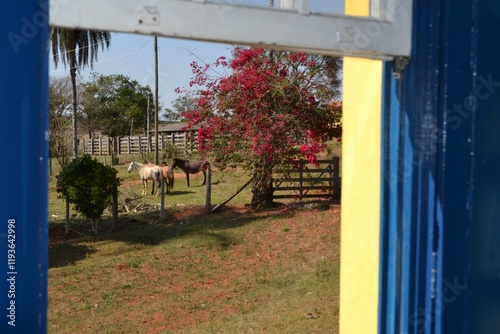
211;0;345;15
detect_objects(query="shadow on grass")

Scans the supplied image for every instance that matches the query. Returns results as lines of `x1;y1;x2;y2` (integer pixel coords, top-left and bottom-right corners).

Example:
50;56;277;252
49;243;97;268
105;206;287;247
169;190;196;195
48;200;335;268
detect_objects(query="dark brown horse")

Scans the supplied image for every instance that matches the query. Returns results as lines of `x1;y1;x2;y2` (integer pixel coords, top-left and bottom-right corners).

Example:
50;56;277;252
171;158;209;187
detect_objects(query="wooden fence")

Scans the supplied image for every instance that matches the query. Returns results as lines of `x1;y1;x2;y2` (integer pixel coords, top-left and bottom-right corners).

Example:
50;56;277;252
82;132;198;156
273;157;340;200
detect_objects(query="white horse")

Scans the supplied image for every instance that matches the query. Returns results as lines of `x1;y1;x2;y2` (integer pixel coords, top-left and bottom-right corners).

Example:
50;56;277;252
144;161;175;194
127;161;162;196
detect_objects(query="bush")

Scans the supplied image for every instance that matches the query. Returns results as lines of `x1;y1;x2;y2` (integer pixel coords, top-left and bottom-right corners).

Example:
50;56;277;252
56;155;121;238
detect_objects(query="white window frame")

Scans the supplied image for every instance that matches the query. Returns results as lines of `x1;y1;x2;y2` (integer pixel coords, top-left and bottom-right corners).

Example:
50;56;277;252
50;0;412;60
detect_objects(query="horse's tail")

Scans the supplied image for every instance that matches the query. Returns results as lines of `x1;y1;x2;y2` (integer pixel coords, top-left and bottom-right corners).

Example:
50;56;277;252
157;168;162;187
154;168;162;195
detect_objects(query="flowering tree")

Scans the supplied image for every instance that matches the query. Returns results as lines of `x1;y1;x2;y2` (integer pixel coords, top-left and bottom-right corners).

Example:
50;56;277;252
180;48;342;209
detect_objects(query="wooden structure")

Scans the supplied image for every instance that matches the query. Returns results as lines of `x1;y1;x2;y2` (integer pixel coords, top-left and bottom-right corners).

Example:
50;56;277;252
82;133;198;156
273;158;340;200
155;122;196;136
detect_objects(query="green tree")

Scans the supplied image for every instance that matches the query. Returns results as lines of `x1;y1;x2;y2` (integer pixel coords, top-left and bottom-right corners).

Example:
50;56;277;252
56;155;121;239
79;76;101;138
82;73;153;137
49;76;73;169
163;94;199;122
51;28;111;158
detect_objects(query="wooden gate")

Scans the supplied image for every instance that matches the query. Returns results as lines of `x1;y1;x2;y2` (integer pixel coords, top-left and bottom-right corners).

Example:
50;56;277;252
273;157;340;200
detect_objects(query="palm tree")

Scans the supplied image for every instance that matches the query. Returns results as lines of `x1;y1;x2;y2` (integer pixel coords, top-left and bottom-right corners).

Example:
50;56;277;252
51;28;111;158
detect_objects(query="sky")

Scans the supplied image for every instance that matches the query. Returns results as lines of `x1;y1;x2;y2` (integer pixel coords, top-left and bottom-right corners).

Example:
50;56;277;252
49;1;344;110
50;35;236;109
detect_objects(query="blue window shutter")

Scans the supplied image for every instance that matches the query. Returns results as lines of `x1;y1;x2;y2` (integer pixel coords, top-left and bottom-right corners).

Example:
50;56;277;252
0;1;49;333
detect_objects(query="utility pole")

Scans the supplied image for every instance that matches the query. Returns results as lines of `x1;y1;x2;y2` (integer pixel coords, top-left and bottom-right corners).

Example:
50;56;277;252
154;36;159;164
146;95;150;152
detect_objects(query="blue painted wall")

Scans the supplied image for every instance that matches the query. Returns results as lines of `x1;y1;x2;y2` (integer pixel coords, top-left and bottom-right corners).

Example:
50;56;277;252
380;0;500;333
0;1;49;333
470;2;500;332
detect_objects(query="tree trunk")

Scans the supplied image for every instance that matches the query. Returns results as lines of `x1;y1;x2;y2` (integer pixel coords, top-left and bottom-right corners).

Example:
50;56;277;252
70;65;78;159
250;162;274;210
92;218;100;241
87;114;93;139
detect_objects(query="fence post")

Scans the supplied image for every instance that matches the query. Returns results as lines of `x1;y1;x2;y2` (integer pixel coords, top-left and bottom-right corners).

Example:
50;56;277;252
183;132;187;152
65;197;70;235
160;178;165;222
333;157;340;199
112;184;118;229
299;160;304;200
189;131;194;151
206;164;212;213
138;135;142;155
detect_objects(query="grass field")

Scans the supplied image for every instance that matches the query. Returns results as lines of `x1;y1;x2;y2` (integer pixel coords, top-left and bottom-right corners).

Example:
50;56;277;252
48;153;340;333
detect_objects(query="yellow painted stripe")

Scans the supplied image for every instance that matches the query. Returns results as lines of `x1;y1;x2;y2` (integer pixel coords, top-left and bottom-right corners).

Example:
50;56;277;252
339;1;382;334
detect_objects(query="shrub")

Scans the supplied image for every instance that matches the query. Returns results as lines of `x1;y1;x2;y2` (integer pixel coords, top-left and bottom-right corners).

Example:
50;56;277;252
56;155;121;239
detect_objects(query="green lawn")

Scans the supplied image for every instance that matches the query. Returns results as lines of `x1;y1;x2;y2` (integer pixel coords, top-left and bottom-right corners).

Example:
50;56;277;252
48;154;340;333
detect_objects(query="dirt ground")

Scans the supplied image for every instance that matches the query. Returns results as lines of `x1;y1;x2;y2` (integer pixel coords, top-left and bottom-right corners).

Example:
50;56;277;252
48;200;340;333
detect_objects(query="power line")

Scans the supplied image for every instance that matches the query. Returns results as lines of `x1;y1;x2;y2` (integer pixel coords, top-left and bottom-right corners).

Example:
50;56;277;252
117;38;151;73
49;49;152;75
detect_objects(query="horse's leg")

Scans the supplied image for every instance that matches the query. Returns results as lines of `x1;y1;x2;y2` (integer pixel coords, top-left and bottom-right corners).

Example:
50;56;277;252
153;174;161;196
155;176;161;197
202;170;206;186
186;173;190;187
142;179;146;196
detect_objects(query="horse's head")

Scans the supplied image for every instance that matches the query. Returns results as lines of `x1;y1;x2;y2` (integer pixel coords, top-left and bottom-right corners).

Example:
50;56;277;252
171;159;179;169
127;162;135;173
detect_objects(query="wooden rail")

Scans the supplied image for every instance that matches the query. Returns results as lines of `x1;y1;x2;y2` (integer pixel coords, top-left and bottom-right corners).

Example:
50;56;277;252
82;132;198;155
273;157;340;200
